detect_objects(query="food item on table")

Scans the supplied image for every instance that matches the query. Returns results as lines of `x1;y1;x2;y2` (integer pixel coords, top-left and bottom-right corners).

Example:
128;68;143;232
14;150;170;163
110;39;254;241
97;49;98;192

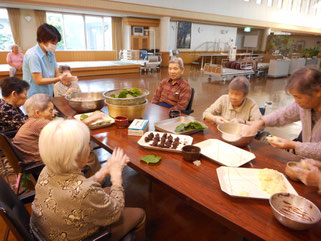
266;136;279;142
140;155;161;164
144;132;186;150
175;121;207;133
193;160;201;166
79;111;112;126
109;87;141;98
258;168;287;195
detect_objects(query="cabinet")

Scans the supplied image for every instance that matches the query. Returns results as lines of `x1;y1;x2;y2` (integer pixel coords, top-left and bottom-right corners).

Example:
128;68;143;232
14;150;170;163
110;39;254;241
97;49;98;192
131;36;149;50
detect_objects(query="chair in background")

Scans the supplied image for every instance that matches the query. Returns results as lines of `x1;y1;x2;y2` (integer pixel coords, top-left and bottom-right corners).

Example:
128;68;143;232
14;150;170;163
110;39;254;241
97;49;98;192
181;88;195;115
0;133;44;195
140;55;162;73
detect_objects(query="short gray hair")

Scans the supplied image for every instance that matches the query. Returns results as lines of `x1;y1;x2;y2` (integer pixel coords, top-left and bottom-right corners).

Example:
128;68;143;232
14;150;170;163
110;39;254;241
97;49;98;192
24;94;52;116
58;65;71;73
229;76;250;95
169;57;184;69
39;118;90;175
11;44;18;50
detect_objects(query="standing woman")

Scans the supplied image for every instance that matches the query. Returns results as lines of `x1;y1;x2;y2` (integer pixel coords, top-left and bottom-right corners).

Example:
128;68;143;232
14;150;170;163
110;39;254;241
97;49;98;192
23;23;71;97
243;68;321;160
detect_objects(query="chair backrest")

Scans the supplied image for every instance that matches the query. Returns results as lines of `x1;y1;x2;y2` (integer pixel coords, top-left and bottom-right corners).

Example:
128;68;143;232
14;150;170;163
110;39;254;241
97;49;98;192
181;88;194;115
0;133;24;174
147;55;160;62
0;176;34;241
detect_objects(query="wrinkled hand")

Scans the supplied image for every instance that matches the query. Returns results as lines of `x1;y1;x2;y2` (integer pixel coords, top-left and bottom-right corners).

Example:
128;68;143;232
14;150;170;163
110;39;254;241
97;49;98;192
268;137;296;149
302;159;321;169
241;125;257;136
230;118;245;124
65;88;77;96
297;165;321;187
215;116;227;124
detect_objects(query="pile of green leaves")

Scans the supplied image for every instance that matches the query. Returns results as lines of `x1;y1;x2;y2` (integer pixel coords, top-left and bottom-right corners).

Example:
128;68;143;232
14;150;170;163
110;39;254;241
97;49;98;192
175;121;206;133
140;155;161;164
110;87;141;98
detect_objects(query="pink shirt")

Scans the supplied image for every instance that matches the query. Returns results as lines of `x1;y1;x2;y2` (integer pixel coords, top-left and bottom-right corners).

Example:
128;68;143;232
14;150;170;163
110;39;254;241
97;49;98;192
6;52;24;67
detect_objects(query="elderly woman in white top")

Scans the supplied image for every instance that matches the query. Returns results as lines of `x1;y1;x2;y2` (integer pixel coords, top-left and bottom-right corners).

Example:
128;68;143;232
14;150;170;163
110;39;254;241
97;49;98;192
31;119;146;241
243;68;321;160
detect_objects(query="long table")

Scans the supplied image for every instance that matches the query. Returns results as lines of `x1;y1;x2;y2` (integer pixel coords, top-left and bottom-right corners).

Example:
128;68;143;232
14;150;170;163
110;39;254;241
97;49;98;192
53;97;321;241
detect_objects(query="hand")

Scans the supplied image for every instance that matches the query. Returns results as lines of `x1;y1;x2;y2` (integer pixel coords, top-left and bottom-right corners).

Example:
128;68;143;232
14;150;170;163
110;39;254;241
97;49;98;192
214;116;227;124
268;137;296;149
241;119;264;136
230;118;245;124
107;148;130;185
302;159;321;169
297;165;321;187
65;88;76;96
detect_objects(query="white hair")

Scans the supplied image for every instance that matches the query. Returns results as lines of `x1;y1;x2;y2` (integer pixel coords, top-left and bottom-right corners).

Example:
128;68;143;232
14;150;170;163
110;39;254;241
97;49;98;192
24;94;52;116
39;118;90;174
11;44;18;50
169;57;184;69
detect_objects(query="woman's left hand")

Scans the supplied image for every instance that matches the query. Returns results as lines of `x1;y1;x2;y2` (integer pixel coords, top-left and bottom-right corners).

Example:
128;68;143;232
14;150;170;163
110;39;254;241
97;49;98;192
268;137;296;150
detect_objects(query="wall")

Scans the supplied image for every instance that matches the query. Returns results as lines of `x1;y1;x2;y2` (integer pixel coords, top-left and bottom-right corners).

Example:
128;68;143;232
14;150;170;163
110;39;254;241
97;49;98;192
236;28;265;51
169;21;237;51
290;35;321;49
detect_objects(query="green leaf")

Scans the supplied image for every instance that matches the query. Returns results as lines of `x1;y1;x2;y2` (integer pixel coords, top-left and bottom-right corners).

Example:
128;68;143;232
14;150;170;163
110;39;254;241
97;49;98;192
110;94;116;98
175;121;207;132
140;155;161;164
175;123;188;132
80;114;89;121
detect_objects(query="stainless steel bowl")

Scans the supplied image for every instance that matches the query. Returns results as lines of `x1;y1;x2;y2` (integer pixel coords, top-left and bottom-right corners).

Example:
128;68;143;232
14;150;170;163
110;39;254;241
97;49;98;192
106;100;148;121
65;92;105;113
269;193;321;230
103;88;149;106
217;122;256;147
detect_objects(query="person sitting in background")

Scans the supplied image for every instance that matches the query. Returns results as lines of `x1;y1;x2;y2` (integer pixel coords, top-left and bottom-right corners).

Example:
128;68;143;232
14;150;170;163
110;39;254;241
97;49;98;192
152;57;191;111
6;44;24;77
13;94;53;163
54;65;80;97
31;119;146;241
203;76;261;125
242;68;321;160
0;77;29;134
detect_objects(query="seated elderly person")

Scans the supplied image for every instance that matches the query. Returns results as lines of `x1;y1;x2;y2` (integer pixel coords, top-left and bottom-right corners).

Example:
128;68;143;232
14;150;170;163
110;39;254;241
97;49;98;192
13;94;54;163
152;57;191;111
0;77;29;134
31;119;146;241
54;65;80;97
6;44;24;77
203;76;261;125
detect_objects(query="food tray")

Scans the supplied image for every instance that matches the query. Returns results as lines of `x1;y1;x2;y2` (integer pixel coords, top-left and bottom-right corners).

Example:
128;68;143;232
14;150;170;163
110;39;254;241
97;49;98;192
74;111;114;129
216;166;298;199
137;131;193;153
194;139;255;167
154;116;207;135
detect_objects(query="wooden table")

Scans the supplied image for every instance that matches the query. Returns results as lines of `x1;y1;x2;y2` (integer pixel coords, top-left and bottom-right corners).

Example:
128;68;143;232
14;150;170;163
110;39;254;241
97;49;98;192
53;97;321;241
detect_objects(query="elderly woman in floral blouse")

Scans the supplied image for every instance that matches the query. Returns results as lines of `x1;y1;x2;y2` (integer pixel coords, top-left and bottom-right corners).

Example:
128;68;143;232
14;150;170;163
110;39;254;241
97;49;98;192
31;119;145;241
0;77;29;134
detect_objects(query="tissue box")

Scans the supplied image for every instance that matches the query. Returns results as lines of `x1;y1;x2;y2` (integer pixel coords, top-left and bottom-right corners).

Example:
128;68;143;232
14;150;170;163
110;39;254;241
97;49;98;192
128;119;149;136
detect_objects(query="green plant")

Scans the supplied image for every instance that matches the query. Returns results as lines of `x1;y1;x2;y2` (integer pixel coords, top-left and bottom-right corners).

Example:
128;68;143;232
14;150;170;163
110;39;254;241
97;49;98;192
268;35;296;57
303;45;321;57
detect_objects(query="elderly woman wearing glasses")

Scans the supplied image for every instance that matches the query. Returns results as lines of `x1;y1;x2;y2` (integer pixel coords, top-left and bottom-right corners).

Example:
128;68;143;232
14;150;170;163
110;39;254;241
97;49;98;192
31;119;145;241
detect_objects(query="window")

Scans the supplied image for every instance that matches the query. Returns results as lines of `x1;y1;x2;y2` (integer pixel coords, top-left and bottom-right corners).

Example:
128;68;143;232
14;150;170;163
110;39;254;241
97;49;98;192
0;8;14;51
297;0;302;12
47;12;112;50
267;0;273;7
288;0;293;10
256;0;262;4
278;0;283;8
306;0;311;13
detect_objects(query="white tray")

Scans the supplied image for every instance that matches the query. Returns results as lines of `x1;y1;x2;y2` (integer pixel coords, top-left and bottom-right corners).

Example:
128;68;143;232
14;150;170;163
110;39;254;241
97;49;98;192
194;139;255;167
137;131;193;153
74;111;114;129
216;166;298;199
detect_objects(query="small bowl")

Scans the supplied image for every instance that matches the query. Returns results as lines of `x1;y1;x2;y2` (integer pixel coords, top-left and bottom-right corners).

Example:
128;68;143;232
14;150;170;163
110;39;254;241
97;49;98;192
182;145;201;162
285;162;301;181
269;193;321;230
169;110;180;118
217;122;256;147
115;116;129;129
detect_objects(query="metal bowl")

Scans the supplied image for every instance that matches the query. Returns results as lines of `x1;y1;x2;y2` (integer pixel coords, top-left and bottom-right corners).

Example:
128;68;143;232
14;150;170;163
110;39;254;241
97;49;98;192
217;122;256;147
65;92;105;113
269;193;321;230
106;100;148;121
103;88;149;106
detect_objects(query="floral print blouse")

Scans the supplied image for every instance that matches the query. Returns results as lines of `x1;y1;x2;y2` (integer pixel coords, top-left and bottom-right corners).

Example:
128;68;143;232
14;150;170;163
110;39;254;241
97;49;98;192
0;99;27;133
31;167;125;241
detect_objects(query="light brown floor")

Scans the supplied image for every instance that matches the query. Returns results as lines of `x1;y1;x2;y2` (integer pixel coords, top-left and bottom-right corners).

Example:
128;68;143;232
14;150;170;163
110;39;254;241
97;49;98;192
0;66;307;241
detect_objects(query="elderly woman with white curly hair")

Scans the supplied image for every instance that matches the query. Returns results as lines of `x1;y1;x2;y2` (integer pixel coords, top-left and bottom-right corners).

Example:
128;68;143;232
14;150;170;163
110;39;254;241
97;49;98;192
30;119;146;241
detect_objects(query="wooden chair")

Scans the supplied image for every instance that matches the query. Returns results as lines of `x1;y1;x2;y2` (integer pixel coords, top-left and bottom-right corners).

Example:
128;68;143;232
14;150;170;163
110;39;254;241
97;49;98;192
0;133;44;195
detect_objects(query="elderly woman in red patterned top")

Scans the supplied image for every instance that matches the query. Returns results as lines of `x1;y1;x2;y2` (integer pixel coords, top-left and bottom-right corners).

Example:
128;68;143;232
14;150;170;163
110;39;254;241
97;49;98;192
152;57;191;111
0;77;29;134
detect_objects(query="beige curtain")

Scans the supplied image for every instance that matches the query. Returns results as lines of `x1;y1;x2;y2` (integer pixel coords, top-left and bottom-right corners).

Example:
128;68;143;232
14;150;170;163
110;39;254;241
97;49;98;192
7;8;21;47
112;17;123;59
34;10;46;28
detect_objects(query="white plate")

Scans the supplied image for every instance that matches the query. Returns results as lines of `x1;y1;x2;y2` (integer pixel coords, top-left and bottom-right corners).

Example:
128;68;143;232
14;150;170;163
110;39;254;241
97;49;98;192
137;131;193;153
74;111;114;129
216;166;298;199
194;139;255;167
